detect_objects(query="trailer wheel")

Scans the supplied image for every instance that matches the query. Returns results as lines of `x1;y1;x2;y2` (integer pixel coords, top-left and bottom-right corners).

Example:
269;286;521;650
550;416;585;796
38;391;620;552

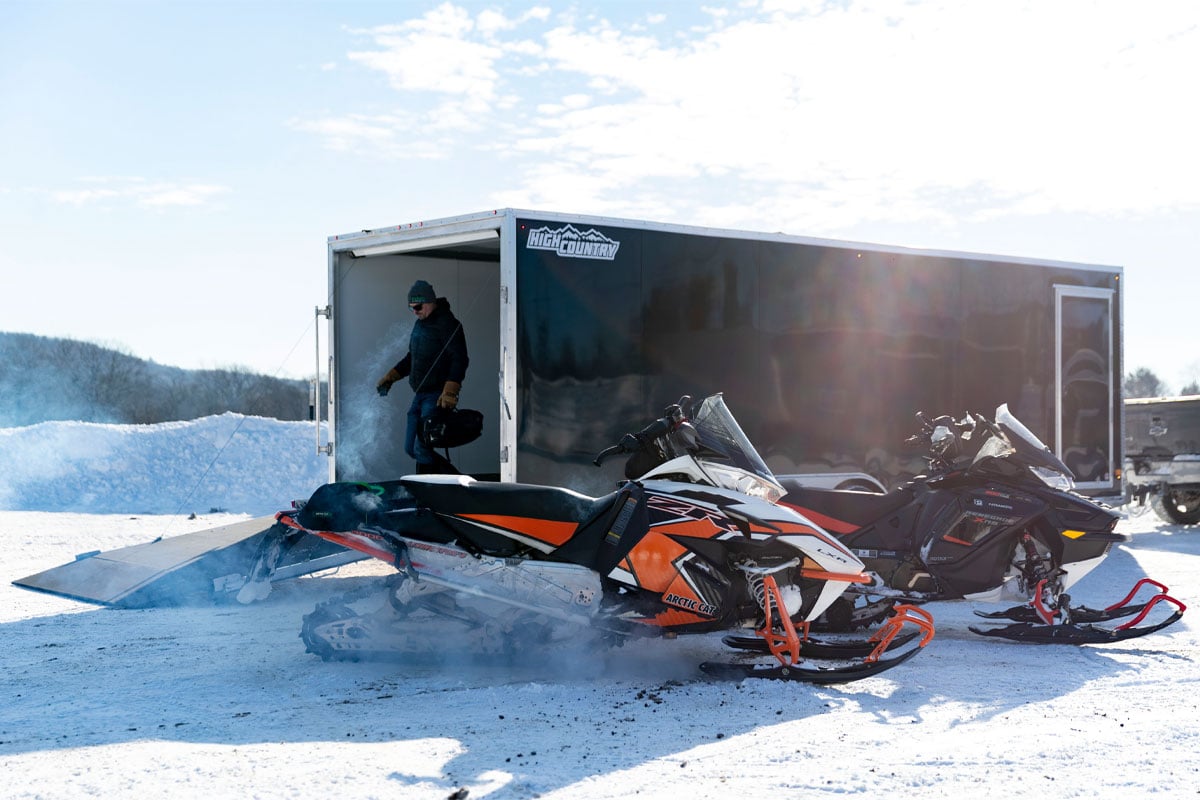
1150;488;1200;526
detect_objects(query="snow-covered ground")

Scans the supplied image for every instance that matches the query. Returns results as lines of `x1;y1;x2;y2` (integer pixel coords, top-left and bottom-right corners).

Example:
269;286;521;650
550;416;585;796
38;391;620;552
1;418;1198;799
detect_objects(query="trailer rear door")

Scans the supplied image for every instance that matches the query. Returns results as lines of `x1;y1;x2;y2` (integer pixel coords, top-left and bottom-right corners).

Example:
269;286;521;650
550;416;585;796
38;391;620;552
1055;285;1117;490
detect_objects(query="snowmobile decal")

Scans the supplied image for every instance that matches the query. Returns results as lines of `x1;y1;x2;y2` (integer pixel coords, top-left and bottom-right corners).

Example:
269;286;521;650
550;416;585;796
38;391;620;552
642;606;712;627
456;513;578;548
780;504;860;535
300;525;395;564
663;592;719;617
622;531;694;593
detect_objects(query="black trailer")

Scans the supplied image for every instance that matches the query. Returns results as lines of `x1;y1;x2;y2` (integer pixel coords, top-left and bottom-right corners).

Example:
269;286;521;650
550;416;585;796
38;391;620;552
321;209;1122;495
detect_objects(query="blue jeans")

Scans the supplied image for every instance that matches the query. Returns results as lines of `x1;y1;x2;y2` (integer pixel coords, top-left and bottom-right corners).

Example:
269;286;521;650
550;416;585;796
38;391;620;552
405;391;441;465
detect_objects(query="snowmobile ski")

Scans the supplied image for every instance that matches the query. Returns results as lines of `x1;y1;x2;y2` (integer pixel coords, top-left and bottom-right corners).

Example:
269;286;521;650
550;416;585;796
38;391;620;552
703;593;934;683
973;578;1177;625
967;612;1184;644
973;602;1153;624
969;584;1186;645
720;629;921;660
699;641;925;684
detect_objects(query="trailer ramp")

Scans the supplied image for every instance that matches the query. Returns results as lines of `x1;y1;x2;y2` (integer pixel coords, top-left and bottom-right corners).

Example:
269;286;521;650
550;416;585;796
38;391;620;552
13;516;362;608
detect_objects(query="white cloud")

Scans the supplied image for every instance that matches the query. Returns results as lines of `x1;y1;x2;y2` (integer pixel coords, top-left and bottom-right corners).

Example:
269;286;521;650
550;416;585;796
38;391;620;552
50;178;229;208
346;4;505;113
305;1;1200;229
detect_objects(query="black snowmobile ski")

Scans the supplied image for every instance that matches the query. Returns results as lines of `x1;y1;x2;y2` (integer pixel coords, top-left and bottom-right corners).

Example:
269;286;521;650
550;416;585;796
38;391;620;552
970;592;1186;644
699;644;925;684
721;629;921;660
968;612;1184;644
969;577;1186;644
973;578;1179;625
973;601;1153;625
702;601;935;683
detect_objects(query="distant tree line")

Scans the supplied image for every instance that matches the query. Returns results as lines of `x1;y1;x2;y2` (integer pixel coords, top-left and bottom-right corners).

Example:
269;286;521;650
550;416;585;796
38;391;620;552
0;332;324;427
1124;367;1199;399
2;332;1193;427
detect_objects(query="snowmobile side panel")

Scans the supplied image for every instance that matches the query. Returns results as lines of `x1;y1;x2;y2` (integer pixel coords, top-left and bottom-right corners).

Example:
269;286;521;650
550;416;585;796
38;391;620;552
12;516;358;608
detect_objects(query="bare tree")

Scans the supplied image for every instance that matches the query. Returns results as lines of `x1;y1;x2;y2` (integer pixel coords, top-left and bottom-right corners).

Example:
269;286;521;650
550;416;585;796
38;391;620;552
1124;367;1168;399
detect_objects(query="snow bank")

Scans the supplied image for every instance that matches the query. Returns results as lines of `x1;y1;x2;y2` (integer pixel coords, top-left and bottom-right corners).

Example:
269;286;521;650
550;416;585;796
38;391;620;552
0;414;328;515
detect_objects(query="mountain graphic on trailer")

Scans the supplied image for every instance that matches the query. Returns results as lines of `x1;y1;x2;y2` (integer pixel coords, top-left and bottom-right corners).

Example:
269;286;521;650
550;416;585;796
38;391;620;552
526;224;621;260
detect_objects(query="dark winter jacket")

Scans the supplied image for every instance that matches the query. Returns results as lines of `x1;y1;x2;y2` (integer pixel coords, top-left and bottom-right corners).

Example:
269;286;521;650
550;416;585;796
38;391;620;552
392;297;469;393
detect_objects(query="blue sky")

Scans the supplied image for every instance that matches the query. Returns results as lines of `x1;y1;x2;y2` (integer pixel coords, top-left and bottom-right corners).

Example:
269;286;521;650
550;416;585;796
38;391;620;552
2;1;1197;390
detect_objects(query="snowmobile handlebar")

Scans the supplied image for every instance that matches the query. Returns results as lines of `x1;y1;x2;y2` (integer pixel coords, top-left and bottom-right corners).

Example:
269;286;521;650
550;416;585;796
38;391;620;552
593;396;693;466
593;418;671;466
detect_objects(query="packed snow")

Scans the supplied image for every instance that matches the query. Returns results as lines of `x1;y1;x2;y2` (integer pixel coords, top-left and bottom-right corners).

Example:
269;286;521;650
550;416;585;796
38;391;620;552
1;416;1198;799
0;414;329;516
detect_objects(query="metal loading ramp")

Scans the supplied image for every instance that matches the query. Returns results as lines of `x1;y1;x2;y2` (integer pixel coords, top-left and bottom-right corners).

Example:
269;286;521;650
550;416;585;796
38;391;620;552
13;516;360;607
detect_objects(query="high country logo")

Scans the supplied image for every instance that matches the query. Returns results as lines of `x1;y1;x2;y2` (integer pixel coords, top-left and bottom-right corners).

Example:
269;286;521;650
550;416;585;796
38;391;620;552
526;224;620;260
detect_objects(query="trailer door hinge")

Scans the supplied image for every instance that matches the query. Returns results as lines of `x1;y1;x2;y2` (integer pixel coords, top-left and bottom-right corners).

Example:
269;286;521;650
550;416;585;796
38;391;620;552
500;446;510;464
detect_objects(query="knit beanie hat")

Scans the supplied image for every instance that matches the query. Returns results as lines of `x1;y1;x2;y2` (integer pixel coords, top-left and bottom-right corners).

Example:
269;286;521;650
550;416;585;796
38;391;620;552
409;280;436;304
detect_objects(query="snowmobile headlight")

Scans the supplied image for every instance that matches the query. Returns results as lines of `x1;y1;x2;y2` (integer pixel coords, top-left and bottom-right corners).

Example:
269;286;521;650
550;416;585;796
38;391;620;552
704;462;786;504
1030;465;1074;491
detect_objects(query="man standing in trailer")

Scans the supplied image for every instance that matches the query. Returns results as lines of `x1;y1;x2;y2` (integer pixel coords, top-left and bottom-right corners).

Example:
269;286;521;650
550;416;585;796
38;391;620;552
376;279;469;473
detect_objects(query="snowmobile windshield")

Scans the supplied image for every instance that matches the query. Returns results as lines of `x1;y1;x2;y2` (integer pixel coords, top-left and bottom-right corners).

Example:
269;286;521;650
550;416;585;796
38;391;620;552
690;394;786;503
989;403;1076;490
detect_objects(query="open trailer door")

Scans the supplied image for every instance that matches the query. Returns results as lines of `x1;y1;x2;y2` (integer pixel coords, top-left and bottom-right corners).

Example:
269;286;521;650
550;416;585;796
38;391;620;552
326;218;506;484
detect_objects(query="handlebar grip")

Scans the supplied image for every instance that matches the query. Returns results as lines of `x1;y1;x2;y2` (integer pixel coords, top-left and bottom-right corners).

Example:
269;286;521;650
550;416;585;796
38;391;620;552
637;417;671;440
593;444;624;466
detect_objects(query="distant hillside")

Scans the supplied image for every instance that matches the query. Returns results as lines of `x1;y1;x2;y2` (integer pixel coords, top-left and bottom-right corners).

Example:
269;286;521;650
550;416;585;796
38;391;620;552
0;332;318;427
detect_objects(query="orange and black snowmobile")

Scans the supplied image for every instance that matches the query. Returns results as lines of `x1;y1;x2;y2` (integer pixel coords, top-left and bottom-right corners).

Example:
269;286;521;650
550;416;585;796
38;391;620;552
268;395;934;683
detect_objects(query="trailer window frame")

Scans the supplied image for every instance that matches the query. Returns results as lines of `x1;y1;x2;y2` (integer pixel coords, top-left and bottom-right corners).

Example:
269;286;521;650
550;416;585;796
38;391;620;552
1054;284;1116;491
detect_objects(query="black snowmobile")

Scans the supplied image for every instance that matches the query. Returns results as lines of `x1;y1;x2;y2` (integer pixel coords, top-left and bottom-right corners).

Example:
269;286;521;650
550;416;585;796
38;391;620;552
780;405;1186;644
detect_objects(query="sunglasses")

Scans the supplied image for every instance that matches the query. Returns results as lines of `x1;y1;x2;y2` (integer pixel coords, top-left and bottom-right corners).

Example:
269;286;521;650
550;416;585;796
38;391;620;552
410;302;425;311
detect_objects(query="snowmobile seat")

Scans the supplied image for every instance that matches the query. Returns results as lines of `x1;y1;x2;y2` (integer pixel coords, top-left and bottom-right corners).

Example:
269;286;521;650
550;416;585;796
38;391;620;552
780;485;916;532
399;475;618;557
